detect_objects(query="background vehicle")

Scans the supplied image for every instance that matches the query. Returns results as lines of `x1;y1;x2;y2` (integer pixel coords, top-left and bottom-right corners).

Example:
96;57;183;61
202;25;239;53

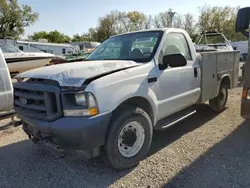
2;39;79;55
195;31;234;52
14;28;239;170
0;47;14;115
0;44;15;119
0;43;55;77
49;51;90;65
235;7;250;119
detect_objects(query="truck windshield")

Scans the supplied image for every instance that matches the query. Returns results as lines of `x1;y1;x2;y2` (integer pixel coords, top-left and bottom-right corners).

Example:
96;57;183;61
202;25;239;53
87;31;163;63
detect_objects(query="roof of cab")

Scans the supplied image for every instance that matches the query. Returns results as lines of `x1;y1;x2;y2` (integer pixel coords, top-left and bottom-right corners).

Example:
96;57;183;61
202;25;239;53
110;28;185;38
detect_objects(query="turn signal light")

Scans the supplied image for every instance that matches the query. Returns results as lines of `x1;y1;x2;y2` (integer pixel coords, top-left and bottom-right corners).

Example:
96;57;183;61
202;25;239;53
89;107;99;116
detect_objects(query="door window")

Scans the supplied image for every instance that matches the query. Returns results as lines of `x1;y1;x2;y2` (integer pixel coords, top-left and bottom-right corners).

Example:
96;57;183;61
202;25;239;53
19;46;24;51
163;33;192;60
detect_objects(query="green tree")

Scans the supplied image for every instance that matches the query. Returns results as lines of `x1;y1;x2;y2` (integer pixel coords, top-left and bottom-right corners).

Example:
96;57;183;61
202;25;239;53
72;34;81;42
72;33;91;42
28;31;48;41
87;10;152;42
154;9;175;28
182;13;196;35
127;11;147;31
0;0;38;39
88;27;98;41
92;13;117;42
47;30;71;43
29;30;71;43
197;5;246;42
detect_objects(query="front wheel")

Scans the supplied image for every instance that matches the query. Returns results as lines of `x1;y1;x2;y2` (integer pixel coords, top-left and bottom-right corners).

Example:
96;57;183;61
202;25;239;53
209;84;228;112
102;107;153;170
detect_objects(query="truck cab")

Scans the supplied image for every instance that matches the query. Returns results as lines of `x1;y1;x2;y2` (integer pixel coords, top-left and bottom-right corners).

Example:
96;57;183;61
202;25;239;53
235;7;250;119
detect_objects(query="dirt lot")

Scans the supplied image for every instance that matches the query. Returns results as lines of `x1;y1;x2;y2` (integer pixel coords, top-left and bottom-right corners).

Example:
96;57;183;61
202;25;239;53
1;86;250;188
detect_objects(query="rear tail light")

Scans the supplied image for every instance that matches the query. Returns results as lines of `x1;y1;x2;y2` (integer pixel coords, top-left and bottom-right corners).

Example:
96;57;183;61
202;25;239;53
242;87;250;99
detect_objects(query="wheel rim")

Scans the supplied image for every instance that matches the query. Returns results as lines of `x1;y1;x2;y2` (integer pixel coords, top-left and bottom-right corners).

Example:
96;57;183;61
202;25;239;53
118;121;145;158
219;88;227;106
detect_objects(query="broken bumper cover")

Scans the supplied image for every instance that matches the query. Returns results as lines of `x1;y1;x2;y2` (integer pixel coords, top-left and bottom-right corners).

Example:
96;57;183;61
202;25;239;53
18;112;111;150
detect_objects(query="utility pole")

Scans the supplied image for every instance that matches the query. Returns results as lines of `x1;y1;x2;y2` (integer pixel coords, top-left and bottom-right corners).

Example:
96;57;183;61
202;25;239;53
168;11;177;28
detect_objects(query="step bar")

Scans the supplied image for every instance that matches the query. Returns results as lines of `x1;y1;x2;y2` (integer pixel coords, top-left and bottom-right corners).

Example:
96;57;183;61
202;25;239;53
155;107;196;130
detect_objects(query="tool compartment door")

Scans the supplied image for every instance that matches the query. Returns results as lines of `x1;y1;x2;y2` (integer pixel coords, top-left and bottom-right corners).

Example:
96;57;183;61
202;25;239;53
200;53;218;102
216;51;240;89
233;52;240;88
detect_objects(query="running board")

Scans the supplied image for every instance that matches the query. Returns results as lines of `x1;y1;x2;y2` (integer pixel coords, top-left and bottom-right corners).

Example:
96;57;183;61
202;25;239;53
154;107;196;130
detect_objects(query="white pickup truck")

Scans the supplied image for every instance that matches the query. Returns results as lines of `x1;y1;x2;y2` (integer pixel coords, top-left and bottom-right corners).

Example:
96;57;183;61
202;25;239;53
14;28;239;170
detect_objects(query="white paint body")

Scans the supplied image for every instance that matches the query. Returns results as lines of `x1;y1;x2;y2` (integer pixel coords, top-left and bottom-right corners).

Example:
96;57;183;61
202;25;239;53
85;29;201;124
16;28;239;125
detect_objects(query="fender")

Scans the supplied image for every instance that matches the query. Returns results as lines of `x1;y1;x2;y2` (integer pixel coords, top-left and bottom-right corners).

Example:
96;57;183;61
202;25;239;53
89;82;159;126
216;74;232;95
113;87;159;126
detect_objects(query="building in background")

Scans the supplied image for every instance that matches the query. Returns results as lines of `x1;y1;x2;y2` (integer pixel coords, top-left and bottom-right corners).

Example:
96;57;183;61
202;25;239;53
1;39;80;55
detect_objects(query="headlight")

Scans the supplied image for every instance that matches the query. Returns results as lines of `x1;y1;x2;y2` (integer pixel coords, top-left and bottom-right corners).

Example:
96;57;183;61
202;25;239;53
63;92;99;117
75;93;87;106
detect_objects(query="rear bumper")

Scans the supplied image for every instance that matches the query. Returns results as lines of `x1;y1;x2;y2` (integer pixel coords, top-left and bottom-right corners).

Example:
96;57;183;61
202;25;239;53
18;112;111;150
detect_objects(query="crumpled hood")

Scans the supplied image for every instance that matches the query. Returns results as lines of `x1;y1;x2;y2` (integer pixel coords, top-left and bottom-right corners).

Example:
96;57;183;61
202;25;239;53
16;60;141;87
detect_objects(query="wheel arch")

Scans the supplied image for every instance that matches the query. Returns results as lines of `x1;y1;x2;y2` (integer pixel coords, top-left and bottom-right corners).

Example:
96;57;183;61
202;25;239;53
216;74;231;96
220;75;231;89
112;96;156;126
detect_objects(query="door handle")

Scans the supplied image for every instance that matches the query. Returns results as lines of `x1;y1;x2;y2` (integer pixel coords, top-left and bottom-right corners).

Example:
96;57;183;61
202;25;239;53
194;67;198;78
148;77;157;83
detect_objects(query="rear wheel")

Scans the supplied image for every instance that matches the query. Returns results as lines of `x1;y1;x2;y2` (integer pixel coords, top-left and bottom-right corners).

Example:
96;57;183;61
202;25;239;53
102;106;153;170
209;84;228;112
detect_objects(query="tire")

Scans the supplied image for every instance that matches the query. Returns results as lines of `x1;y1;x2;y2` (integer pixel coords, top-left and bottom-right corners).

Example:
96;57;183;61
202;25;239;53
209;84;228;112
102;106;153;170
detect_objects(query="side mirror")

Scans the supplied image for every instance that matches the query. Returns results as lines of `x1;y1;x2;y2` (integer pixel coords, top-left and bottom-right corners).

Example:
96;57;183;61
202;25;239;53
160;53;187;69
235;7;250;38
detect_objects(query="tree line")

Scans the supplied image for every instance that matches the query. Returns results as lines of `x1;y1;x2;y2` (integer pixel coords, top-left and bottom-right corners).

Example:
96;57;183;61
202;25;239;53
0;0;247;43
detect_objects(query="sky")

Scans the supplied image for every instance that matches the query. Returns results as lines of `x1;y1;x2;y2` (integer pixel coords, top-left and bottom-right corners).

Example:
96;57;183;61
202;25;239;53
19;0;250;38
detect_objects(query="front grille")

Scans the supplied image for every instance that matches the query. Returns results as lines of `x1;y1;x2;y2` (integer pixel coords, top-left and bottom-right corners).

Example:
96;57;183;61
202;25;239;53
13;81;62;121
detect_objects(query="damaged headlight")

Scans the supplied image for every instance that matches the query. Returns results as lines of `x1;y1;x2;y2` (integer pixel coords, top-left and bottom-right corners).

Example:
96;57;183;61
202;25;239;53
62;92;99;117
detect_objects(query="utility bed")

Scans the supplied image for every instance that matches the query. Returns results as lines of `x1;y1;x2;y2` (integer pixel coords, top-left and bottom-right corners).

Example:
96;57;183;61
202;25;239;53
198;50;240;103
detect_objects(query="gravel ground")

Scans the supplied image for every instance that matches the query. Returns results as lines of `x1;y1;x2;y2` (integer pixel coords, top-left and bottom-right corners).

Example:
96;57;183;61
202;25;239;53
0;86;249;188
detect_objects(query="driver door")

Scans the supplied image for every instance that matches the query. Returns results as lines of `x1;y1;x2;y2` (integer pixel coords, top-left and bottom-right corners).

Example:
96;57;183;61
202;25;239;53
155;32;200;120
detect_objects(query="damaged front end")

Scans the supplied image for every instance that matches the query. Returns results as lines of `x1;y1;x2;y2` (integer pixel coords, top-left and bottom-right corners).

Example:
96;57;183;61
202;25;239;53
14;77;111;159
22;121;101;159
